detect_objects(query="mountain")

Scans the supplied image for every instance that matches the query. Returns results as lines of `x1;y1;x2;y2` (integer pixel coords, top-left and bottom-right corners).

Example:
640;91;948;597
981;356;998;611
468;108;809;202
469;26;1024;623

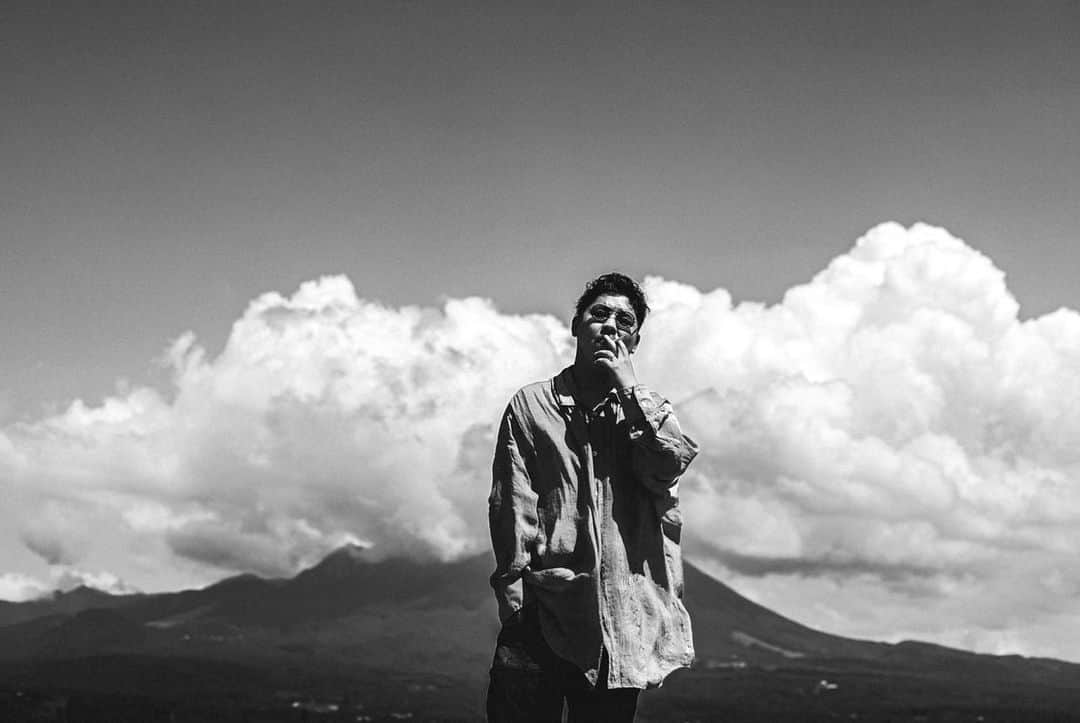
0;585;126;628
2;548;1080;720
0;547;1072;671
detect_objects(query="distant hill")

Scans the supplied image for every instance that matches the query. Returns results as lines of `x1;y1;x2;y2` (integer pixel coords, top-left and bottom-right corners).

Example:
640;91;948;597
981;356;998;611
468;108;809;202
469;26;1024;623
0;585;126;628
0;546;1075;672
2;547;1080;720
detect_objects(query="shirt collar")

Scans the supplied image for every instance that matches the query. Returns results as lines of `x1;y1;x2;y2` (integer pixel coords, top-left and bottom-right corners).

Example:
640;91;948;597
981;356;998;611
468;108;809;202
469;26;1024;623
553;366;618;414
553;366;578;409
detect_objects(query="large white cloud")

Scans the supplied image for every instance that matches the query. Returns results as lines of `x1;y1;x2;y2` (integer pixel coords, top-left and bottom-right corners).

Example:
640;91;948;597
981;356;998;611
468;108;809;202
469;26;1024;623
0;573;49;603
633;223;1080;659
0;568;135;602
1;222;1079;660
1;276;571;584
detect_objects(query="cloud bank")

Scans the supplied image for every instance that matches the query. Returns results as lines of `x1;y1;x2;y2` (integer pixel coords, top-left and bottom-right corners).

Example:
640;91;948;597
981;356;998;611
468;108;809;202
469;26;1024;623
634;223;1080;656
2;222;1079;659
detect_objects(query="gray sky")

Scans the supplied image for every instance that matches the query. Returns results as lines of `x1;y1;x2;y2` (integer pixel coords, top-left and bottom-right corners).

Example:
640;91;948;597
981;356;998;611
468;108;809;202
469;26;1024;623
3;0;1078;416
3;1;1080;661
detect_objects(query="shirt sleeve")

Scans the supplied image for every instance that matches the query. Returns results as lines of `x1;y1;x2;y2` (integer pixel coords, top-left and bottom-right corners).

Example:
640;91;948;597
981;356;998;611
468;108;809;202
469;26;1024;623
488;398;539;624
621;385;699;495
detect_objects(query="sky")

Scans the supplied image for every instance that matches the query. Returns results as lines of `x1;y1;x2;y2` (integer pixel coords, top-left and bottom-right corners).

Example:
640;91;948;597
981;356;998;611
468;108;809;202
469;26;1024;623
2;1;1079;661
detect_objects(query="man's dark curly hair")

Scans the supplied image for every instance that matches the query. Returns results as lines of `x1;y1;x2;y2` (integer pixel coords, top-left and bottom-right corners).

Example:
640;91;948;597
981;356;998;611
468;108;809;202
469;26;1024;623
573;272;649;330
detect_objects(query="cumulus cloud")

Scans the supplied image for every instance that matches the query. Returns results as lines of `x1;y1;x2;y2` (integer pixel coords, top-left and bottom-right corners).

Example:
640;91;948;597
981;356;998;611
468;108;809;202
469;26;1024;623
0;275;571;586
631;223;1080;658
19;499;95;566
1;222;1079;660
0;568;137;600
0;573;49;602
51;567;140;596
643;224;1080;563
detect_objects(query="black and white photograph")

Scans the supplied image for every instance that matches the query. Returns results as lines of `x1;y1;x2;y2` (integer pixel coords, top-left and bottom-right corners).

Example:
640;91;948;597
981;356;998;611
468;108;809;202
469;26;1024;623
2;2;1080;721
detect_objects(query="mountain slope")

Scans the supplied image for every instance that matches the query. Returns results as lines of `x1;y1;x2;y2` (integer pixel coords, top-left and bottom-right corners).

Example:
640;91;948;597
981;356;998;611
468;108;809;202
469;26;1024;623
4;549;1080;720
683;564;893;664
1;548;1077;682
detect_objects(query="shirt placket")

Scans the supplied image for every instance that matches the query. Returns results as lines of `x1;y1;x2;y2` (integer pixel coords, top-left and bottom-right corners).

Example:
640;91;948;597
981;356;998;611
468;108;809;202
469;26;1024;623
588;398;620;686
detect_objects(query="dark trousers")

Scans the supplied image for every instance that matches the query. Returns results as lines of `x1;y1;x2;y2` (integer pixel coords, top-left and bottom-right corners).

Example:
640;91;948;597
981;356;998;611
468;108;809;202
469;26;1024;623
486;606;640;723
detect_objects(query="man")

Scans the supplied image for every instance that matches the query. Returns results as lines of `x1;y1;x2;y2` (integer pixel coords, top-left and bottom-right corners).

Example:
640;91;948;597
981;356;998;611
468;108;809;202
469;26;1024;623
487;272;699;722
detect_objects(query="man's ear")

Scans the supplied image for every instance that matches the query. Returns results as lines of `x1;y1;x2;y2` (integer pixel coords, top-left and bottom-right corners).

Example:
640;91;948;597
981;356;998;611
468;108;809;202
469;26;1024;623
570;316;580;337
626;331;640;353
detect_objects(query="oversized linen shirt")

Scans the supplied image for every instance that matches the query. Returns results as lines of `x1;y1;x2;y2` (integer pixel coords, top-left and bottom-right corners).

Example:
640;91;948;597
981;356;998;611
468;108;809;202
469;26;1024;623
488;366;699;689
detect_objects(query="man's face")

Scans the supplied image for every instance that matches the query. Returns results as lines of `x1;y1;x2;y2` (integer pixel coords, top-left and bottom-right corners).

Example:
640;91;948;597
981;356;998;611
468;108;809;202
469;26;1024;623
572;293;641;362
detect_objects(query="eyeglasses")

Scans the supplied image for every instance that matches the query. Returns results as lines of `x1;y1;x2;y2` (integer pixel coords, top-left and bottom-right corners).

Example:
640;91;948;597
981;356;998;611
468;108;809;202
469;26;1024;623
586;304;638;334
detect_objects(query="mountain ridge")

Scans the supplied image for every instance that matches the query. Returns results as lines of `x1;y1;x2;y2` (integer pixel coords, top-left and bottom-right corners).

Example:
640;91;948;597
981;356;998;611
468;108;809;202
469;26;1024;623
1;547;1074;676
4;547;1080;720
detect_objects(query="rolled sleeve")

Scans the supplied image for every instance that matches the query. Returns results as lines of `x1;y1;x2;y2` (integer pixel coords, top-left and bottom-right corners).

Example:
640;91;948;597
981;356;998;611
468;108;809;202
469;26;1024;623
624;386;699;494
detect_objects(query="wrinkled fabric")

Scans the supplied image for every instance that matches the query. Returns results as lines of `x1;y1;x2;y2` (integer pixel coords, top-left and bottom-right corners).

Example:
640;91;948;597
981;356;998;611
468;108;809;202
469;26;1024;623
488;366;699;689
487;604;640;723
